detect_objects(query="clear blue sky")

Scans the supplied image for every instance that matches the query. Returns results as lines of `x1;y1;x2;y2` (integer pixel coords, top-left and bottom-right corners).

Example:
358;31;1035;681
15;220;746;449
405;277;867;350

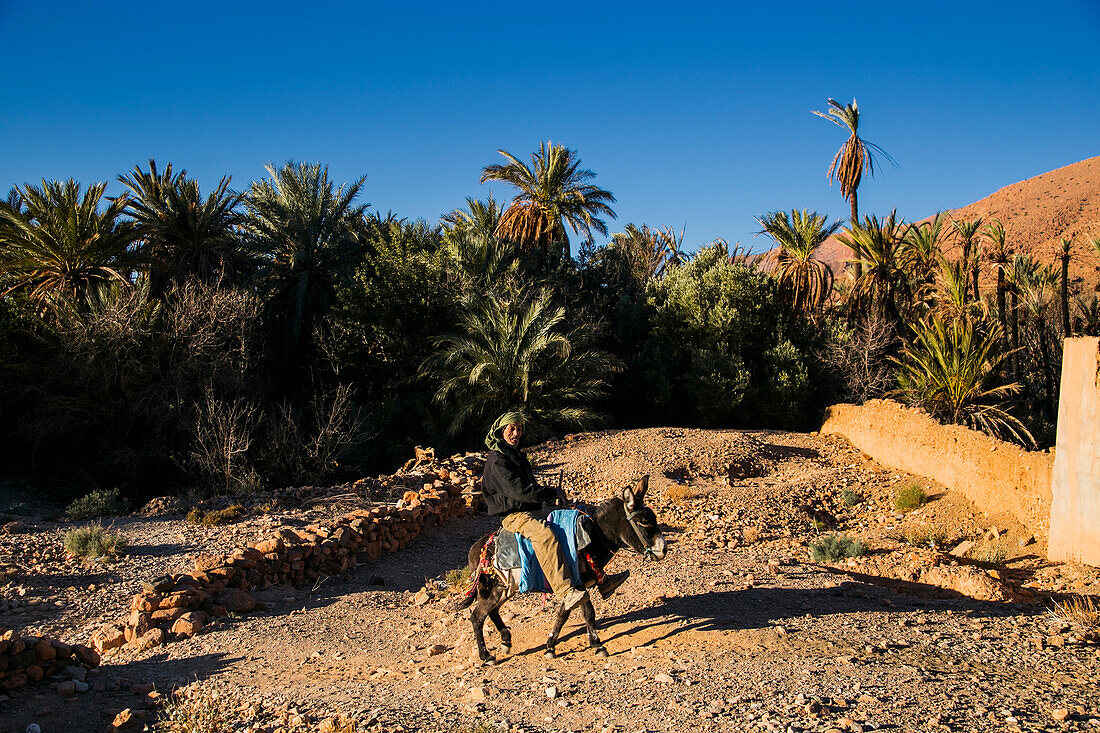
2;1;1098;253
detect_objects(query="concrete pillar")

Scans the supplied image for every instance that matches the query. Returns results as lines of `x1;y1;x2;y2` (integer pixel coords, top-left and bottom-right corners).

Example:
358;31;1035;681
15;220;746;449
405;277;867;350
1049;337;1100;565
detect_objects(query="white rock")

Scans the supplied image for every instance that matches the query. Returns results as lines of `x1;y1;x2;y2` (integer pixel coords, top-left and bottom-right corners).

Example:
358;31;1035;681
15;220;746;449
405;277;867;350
545;686;559;699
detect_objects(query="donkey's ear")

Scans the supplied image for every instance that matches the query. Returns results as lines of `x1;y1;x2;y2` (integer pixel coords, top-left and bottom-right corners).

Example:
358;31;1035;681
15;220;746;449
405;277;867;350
622;485;636;511
635;475;650;502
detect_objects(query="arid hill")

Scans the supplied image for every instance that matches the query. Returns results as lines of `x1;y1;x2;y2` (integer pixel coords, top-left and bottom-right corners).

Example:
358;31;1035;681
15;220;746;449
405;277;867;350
813;155;1100;284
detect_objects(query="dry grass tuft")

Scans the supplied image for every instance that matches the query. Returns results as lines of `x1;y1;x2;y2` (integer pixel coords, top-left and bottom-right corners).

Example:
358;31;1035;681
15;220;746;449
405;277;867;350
904;524;949;550
1050;595;1100;630
969;541;1009;565
155;683;232;732
894;484;927;512
186;505;245;526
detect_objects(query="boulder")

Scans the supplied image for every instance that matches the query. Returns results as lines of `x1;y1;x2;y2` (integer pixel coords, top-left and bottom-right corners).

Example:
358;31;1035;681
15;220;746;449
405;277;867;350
215;589;255;613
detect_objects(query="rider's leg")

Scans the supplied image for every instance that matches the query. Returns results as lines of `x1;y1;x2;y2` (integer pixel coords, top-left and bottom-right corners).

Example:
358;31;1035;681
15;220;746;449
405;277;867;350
501;512;576;598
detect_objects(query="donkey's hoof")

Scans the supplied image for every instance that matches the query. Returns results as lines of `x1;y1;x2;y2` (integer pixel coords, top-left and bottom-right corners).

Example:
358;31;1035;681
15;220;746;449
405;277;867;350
480;656;497;667
543;649;556;660
500;644;511;655
594;646;609;657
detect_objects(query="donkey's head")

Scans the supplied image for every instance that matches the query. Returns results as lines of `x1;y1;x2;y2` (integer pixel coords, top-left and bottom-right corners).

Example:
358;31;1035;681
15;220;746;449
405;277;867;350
603;475;666;560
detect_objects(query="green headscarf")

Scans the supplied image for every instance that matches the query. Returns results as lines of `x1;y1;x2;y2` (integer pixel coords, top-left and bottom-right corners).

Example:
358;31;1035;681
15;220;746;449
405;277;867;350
485;411;526;452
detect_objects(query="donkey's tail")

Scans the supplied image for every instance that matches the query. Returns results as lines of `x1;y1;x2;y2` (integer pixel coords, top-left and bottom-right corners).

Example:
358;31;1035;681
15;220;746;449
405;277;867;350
454;534;495;611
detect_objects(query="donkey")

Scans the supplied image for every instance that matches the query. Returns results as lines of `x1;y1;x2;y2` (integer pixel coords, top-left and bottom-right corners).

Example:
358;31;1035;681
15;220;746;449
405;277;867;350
457;475;666;665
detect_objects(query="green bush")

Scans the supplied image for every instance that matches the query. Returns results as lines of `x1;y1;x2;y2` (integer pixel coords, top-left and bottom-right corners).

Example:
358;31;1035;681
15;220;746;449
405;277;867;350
969;542;1008;566
63;524;126;558
809;534;866;562
840;488;862;507
66;488;130;520
904;525;949;549
155;683;231;732
616;242;822;429
894;484;927;512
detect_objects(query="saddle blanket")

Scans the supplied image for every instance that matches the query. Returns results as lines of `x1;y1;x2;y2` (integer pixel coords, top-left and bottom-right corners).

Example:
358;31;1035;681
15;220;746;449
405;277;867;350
493;509;593;593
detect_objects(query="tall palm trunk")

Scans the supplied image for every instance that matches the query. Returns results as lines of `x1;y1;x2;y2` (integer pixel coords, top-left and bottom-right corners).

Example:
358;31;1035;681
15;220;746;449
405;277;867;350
1010;289;1020;377
1060;256;1071;337
996;270;1006;337
972;263;981;302
849;192;862;279
1038;319;1055;421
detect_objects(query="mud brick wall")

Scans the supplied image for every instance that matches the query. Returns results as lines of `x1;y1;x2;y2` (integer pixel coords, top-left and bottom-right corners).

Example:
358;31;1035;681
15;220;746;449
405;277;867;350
821;399;1053;540
1049;338;1100;566
91;454;484;658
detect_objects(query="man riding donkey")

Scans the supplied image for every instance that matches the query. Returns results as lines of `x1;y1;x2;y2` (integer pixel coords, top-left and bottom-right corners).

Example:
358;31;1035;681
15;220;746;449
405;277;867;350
481;412;630;610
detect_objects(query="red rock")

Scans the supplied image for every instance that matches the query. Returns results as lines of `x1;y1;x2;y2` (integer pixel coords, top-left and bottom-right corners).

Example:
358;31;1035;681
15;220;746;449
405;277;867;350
109;708;144;730
129;682;155;695
93;625;126;653
72;644;100;668
170;612;205;638
25;664;43;682
2;671;28;690
215;589;256;613
131;628;165;651
34;639;56;661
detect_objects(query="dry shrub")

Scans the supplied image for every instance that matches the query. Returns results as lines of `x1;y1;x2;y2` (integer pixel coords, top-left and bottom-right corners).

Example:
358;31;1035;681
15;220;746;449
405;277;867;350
664;484;699;504
445;566;471;590
840;488;862;507
189;390;260;495
742;526;762;543
186;505;244;526
822;310;897;403
63;524;126;558
969;541;1008;566
155;683;232;732
904;524;949;550
1050;595;1100;630
255;384;366;487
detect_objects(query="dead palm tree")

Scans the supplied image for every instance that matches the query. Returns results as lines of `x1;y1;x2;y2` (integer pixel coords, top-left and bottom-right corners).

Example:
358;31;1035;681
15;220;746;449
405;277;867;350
480;142;616;255
756;209;842;313
813;98;894;278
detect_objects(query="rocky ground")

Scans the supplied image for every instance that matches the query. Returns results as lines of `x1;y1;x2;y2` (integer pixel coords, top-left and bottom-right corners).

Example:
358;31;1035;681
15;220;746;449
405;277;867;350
1;428;1099;733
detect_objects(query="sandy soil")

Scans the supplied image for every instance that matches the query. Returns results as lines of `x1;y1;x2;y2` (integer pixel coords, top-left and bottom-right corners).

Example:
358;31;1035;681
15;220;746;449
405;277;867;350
1;428;1099;733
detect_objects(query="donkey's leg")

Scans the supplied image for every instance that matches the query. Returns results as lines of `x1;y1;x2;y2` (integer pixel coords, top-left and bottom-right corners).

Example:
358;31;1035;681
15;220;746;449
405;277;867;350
488;608;512;655
469;599;495;665
545;603;573;659
579;596;608;657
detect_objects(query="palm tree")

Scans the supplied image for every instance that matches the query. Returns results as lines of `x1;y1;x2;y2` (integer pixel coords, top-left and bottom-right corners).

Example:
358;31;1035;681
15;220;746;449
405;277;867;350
420;289;619;438
838;211;909;321
936;256;982;322
0;179;138;314
441;194;504;242
891;317;1032;446
1019;260;1061;421
1056;236;1073;337
900;213;945;290
813;98;894;279
756;209;842;313
480;142;616;254
950;217;983;301
242;162;369;376
1004;254;1039;377
607;223;675;296
982;219;1012;340
119;159;247;296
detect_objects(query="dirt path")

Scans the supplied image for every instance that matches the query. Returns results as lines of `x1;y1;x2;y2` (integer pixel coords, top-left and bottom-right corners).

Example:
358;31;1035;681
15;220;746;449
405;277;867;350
2;429;1099;732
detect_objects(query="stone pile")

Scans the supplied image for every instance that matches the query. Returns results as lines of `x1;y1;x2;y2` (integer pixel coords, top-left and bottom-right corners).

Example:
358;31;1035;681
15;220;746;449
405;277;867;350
0;627;100;693
93;452;485;657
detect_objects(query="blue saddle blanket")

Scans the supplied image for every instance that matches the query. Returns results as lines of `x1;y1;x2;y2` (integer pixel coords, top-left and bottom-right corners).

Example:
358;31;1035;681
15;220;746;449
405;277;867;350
495;509;588;593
